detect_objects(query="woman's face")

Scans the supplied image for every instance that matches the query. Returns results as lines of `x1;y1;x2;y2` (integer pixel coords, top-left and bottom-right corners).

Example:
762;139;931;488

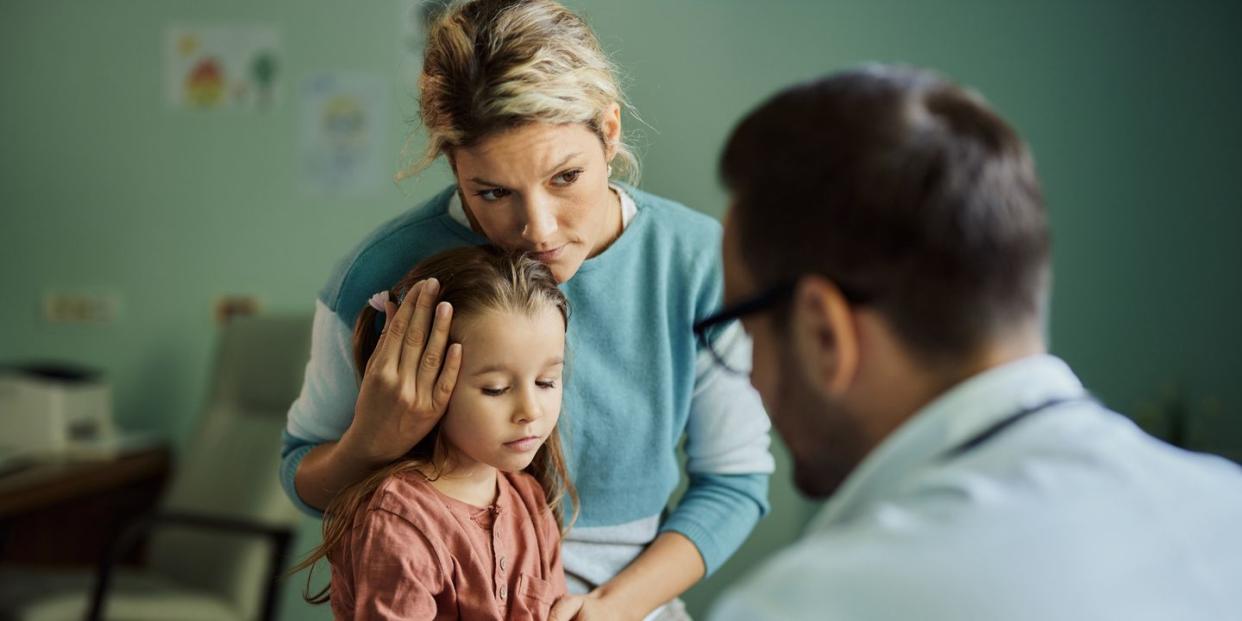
452;108;622;283
440;305;566;474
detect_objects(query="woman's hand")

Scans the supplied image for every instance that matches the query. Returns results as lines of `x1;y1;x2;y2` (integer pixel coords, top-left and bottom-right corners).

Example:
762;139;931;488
549;595;586;621
548;533;703;621
549;592;640;621
340;278;462;466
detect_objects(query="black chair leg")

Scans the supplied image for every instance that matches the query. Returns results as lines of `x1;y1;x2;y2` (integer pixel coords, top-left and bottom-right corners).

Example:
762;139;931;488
260;530;294;621
87;516;150;621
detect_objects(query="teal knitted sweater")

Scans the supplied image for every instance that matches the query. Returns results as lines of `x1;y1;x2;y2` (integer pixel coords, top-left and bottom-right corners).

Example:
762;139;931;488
281;184;774;582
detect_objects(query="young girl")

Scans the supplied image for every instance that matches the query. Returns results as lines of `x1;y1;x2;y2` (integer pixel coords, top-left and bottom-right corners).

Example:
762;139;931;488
292;246;577;620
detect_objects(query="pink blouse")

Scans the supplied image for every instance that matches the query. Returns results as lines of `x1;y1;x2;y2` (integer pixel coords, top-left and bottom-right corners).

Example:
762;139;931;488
329;470;567;620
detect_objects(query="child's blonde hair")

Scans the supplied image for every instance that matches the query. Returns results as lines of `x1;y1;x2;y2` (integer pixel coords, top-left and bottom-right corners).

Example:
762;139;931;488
291;245;577;605
401;0;639;182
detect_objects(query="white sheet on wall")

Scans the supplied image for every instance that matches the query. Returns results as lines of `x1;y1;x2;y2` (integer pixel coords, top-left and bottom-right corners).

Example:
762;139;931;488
299;73;391;198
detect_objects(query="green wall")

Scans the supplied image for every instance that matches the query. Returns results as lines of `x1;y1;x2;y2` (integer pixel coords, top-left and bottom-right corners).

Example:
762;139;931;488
2;1;1239;619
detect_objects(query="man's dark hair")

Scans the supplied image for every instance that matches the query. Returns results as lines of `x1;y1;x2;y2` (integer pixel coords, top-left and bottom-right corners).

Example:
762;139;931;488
721;65;1050;361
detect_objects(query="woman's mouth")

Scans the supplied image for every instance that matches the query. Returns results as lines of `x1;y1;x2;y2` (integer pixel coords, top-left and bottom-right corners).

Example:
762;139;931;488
530;245;565;263
504;436;541;452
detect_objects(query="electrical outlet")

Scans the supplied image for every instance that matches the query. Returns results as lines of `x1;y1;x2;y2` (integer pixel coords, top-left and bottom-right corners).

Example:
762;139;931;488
42;290;120;324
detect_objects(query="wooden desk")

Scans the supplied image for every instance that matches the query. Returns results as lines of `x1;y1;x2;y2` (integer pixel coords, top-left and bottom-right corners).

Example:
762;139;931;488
0;447;170;566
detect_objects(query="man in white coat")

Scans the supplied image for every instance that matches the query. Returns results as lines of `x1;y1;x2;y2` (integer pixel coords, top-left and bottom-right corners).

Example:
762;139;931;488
703;65;1242;621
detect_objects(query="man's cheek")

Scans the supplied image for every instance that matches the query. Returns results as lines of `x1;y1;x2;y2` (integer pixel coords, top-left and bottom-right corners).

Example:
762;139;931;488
750;341;782;414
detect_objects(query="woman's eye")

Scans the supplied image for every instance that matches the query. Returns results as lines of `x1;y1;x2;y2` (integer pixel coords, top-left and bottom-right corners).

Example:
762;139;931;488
551;169;583;186
482;387;509;396
476;188;510;202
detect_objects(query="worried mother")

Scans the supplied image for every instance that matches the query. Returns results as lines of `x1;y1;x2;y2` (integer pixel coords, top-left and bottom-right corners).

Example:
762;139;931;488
280;1;774;618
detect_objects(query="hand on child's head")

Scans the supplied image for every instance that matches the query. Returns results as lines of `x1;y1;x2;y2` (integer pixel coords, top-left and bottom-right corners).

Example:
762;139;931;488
348;277;461;465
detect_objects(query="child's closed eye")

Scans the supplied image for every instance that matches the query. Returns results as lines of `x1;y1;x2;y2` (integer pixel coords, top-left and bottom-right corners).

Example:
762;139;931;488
482;386;510;396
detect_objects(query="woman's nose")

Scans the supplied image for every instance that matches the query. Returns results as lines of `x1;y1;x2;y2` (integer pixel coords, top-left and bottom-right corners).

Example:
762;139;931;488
520;196;558;245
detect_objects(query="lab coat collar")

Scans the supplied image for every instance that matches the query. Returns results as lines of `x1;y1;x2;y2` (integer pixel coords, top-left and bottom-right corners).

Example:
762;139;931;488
805;354;1086;534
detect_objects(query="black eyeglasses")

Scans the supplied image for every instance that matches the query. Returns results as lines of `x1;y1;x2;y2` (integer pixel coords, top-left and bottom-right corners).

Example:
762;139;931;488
693;278;871;375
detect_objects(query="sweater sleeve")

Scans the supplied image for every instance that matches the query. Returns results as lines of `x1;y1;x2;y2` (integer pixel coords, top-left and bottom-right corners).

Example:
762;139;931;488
659;250;775;576
280;299;362;516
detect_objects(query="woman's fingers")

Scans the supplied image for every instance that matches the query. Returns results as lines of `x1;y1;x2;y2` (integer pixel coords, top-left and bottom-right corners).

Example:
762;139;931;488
416;301;454;399
548;595;586;621
364;278;456;421
398;278;440;378
371;280;424;373
363;297;399;375
431;343;463;413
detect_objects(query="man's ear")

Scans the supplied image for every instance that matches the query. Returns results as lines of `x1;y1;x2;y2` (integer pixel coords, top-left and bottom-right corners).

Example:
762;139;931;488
791;275;860;397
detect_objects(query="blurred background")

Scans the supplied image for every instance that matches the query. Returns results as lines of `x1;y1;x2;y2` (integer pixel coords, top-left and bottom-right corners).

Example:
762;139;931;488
1;1;1239;619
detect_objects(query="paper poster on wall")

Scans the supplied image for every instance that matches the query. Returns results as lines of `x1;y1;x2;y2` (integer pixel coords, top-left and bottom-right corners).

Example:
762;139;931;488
300;74;391;198
164;25;281;111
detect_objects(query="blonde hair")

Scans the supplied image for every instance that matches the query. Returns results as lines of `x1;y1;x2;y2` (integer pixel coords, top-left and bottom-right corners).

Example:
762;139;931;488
289;246;578;605
401;0;639;182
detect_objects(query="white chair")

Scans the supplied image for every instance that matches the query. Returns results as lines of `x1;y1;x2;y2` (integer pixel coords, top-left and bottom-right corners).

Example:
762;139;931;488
0;314;311;621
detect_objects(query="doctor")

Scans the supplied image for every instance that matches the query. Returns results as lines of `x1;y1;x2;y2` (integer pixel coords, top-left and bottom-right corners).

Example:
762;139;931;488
705;65;1242;620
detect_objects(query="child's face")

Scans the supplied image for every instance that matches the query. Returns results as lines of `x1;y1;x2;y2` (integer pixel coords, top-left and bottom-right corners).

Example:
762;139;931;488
440;305;566;473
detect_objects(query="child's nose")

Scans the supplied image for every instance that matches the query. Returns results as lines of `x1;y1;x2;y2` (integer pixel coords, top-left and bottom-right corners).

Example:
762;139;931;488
512;390;541;424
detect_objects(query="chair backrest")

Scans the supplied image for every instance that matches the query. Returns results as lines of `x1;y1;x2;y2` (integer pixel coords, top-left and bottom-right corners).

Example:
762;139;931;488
147;314;311;620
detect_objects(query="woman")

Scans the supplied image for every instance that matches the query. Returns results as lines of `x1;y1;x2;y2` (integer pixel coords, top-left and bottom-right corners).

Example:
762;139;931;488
281;1;773;618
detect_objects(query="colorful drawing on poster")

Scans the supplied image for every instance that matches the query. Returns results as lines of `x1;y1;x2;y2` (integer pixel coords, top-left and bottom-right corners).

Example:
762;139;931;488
300;74;391;198
165;26;281;111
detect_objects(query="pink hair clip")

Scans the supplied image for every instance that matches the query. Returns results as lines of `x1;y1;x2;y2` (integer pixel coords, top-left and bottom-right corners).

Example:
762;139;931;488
368;291;390;313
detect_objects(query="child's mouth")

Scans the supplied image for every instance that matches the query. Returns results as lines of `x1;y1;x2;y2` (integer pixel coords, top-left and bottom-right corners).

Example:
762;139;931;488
503;436;541;452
